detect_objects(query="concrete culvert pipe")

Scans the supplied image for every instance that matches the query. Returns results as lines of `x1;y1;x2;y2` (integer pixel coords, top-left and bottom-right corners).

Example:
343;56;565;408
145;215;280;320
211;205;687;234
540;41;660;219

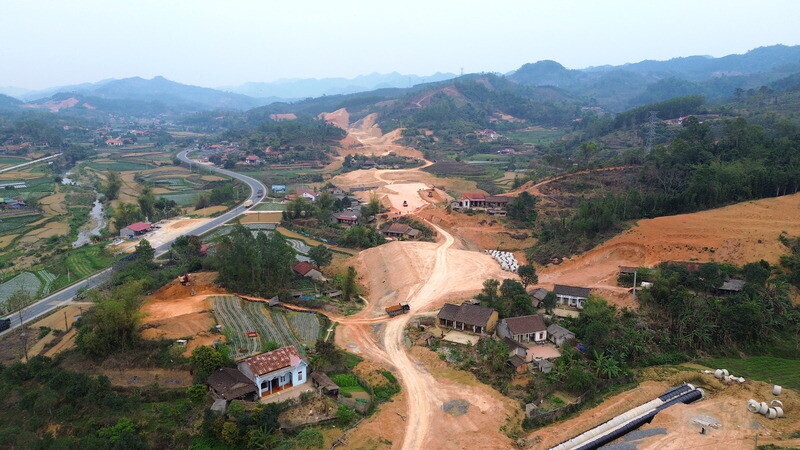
770;400;783;408
774;406;784;417
714;369;724;379
767;408;778;419
774;385;783;396
759;402;769;415
748;402;760;413
722;369;729;377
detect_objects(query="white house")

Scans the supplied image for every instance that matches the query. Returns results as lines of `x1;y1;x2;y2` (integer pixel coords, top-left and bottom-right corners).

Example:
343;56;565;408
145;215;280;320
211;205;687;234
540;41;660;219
553;284;590;309
497;315;547;343
237;346;308;398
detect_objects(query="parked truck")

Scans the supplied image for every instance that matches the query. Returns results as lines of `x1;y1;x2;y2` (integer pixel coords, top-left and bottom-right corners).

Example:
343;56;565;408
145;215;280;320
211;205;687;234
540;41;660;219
0;317;10;332
385;303;410;317
243;199;253;208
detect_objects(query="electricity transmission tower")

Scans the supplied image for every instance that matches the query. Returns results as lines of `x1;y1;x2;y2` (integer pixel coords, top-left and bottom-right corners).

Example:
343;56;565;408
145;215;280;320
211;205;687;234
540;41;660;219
645;111;658;154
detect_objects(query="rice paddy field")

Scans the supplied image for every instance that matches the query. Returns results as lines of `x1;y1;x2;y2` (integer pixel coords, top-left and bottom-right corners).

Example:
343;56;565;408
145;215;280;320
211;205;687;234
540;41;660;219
211;295;321;359
700;357;800;390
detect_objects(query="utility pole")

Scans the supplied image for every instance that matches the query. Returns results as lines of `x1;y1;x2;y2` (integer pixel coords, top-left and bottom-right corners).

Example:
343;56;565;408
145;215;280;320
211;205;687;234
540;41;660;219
633;270;638;300
645;111;658;154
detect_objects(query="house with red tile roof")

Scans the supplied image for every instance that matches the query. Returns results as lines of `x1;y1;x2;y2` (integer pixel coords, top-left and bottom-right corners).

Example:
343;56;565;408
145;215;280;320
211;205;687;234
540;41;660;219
105;139;124;146
291;261;325;281
119;222;152;237
237;346;309;398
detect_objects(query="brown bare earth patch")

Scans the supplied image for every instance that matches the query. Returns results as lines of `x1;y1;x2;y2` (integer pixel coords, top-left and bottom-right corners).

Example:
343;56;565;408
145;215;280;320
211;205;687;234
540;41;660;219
140;272;227;347
423;206;538;252
538;192;800;309
19;221;68;243
0;234;18;248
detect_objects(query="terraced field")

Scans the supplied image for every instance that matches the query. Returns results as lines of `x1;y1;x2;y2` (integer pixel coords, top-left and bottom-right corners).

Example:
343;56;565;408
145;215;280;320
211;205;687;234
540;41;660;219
210;295;319;359
65;245;113;279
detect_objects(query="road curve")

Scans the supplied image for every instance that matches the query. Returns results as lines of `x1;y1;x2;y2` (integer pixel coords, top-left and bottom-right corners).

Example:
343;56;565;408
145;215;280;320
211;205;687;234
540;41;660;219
1;149;266;335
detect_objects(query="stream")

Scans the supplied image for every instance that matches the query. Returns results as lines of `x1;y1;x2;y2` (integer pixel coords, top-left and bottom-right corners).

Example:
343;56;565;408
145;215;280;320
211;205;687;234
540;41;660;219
71;197;105;248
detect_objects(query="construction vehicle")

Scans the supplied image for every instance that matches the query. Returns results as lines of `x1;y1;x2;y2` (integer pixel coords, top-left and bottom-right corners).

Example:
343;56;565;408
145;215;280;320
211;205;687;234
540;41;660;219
385;303;411;317
402;200;408;207
243;199;253;208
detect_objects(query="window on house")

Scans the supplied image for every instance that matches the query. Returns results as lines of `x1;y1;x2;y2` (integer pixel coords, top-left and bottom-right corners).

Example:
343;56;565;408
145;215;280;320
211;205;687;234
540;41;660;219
298;370;304;382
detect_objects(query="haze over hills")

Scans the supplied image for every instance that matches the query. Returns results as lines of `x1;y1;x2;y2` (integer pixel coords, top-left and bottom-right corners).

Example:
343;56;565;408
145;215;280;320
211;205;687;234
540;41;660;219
218;72;457;99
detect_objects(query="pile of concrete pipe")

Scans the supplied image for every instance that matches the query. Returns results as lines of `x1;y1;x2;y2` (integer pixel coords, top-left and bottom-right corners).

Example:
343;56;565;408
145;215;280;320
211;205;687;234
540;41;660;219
550;384;704;450
700;368;746;383
484;249;519;273
747;399;784;419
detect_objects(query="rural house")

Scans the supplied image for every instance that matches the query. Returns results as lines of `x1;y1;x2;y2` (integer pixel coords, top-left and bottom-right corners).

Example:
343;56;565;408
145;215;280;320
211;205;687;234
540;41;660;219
291;261;325;282
531;288;549;307
380;222;420;239
105;138;124;146
332;211;359;226
719;279;746;293
245;155;262;165
437;303;499;335
207;368;257;401
547;324;576;346
553;284;590;309
119;221;152;238
296;189;318;202
458;192;487;208
237;346;309;398
497;315;547;343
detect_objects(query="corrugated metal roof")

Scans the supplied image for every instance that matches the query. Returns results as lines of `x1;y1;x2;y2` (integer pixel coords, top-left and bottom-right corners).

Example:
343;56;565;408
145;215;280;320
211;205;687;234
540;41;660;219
242;346;304;377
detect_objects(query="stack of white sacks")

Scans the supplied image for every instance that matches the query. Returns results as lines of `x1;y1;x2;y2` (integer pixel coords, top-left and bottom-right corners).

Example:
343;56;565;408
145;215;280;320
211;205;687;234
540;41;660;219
484;250;519;273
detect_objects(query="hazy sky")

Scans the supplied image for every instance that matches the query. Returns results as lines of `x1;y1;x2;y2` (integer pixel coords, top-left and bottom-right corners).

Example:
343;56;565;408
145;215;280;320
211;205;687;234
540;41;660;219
2;0;799;90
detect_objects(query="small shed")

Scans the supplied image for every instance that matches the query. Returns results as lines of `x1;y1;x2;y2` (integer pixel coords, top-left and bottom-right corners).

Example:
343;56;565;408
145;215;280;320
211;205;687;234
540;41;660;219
547;324;576;347
310;372;339;397
535;359;554;374
508;355;528;374
207;368;258;401
719;279;746;293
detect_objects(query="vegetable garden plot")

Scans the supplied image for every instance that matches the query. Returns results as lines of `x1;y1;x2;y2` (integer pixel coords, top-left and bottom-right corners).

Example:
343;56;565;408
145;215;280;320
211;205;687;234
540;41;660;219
289;312;320;342
0;272;41;304
211;295;262;359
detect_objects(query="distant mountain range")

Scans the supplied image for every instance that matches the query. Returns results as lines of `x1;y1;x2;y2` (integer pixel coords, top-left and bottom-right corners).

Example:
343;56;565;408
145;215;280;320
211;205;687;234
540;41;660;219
218;72;457;99
508;45;800;110
0;45;798;118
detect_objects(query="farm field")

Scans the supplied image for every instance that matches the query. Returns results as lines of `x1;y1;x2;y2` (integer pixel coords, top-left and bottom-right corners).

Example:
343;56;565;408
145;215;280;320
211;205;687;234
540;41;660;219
0;213;43;234
700;357;800;390
504;127;565;146
0;272;41;306
210;295;320;360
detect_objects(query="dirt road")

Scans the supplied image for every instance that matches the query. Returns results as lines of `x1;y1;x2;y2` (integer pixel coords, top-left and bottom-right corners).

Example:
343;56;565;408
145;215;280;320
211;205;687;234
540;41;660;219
334;224;517;449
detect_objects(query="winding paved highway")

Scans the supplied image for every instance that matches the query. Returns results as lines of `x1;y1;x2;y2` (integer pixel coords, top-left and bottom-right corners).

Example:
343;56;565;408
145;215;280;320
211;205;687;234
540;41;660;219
0;149;266;335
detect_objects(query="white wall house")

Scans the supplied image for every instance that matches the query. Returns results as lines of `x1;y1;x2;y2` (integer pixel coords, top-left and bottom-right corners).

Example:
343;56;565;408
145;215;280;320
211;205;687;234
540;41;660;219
553;284;590;309
237;346;308;398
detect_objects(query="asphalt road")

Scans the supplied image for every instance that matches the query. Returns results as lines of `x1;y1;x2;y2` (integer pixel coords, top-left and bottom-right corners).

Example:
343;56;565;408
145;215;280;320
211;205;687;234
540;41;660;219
1;149;266;334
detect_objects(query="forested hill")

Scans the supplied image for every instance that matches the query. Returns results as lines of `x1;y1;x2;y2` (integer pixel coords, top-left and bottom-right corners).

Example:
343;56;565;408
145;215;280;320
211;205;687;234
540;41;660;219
508;44;800;111
0;94;22;110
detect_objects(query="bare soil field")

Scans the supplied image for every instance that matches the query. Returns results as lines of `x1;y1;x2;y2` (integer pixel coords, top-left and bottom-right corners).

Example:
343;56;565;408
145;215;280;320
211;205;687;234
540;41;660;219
319;108;425;159
423;206;538;252
537;192;800;309
111;217;212;253
239;211;283;224
19;221;68;243
140;272;227;354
